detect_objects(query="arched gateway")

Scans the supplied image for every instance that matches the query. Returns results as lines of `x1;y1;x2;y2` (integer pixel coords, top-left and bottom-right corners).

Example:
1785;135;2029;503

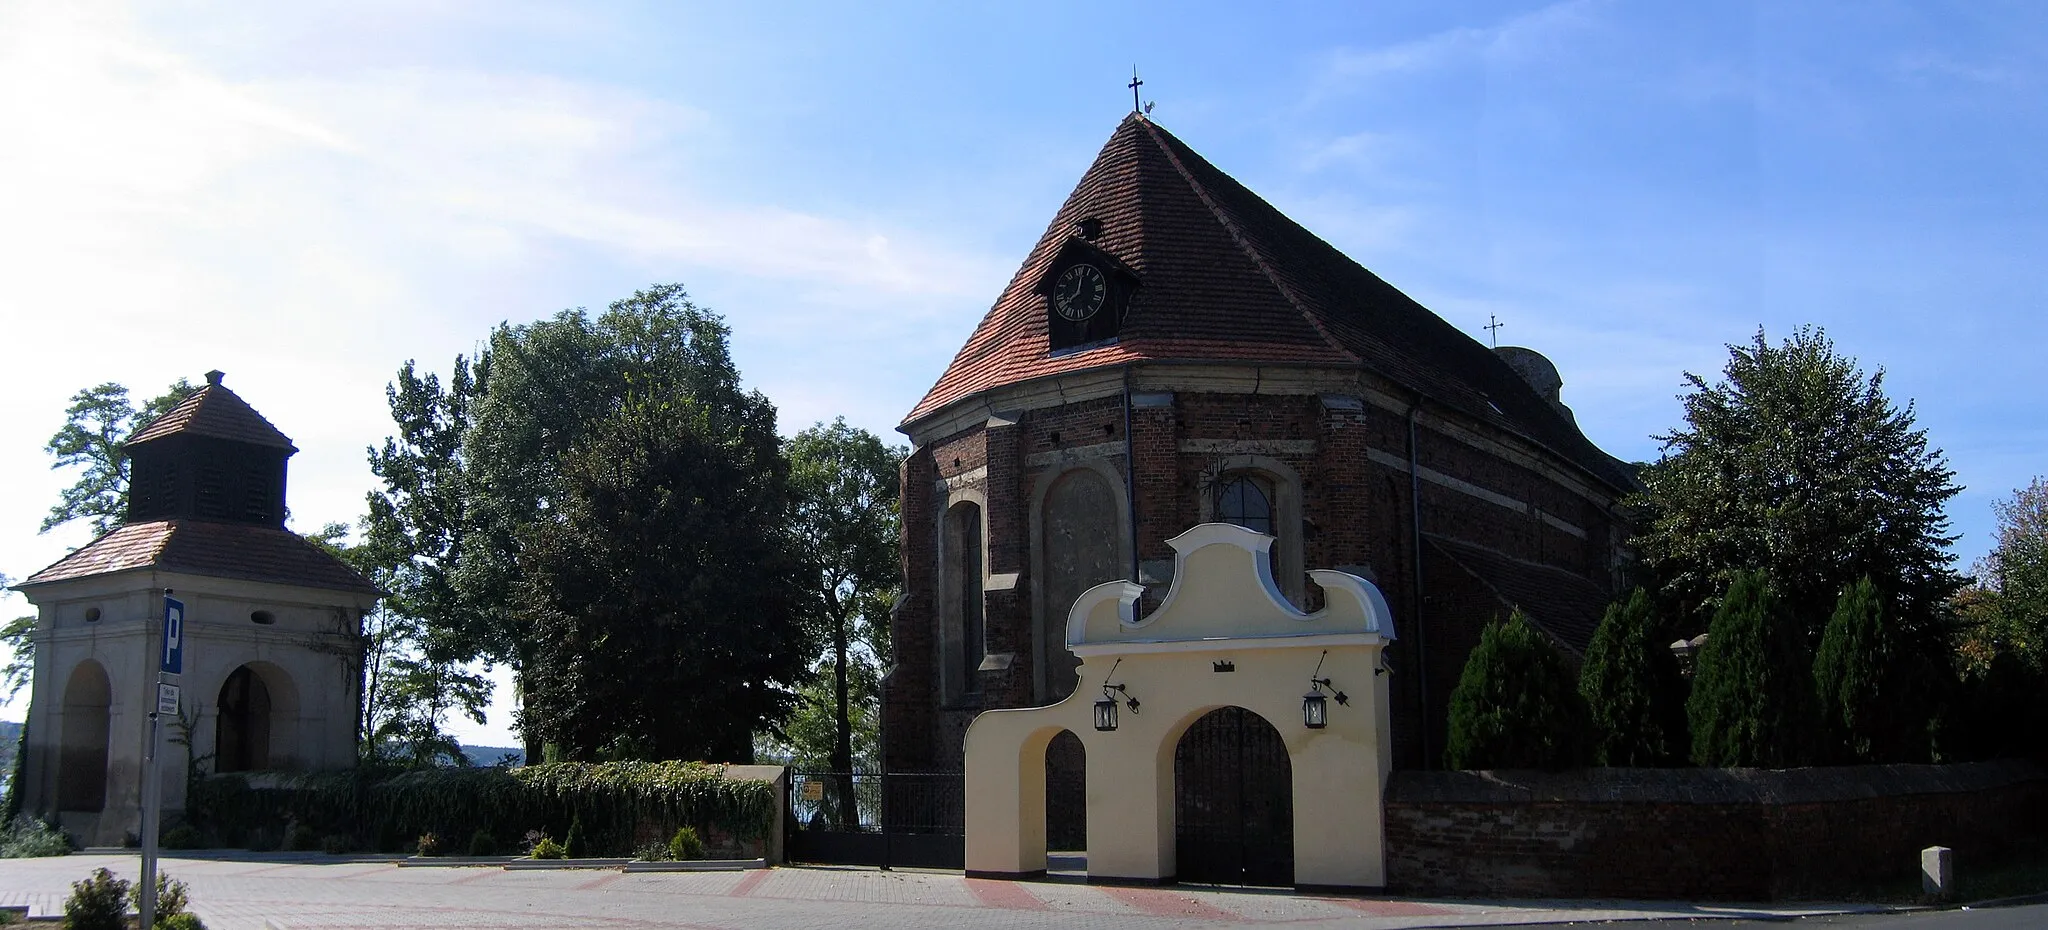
963;523;1397;892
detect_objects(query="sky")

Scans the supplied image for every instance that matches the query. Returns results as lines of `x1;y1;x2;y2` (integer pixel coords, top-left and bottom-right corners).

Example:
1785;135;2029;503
3;1;2045;744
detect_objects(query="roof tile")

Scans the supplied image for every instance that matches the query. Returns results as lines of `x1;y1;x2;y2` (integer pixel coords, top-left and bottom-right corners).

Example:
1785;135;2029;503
21;520;377;595
128;380;296;451
906;116;1634;492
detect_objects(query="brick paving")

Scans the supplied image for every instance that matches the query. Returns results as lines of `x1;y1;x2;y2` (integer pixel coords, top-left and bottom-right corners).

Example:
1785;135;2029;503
0;853;1885;929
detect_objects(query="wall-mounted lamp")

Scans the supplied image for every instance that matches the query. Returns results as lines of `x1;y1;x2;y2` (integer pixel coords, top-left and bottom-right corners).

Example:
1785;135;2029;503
1303;650;1350;730
1095;658;1140;732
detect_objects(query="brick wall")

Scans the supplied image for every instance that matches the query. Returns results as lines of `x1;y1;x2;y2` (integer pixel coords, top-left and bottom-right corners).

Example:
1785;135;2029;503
1384;761;2048;900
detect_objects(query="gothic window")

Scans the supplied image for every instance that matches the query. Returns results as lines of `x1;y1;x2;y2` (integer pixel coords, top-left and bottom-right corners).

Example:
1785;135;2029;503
1036;467;1121;702
1214;473;1276;536
944;502;986;694
1200;458;1304;605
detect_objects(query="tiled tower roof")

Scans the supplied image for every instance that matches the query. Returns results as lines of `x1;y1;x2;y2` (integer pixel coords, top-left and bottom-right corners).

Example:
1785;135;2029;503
906;115;1634;492
20;520;379;595
128;370;297;452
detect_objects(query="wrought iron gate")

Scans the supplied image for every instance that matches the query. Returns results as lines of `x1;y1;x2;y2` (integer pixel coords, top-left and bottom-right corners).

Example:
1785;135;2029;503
785;771;964;869
1173;707;1294;886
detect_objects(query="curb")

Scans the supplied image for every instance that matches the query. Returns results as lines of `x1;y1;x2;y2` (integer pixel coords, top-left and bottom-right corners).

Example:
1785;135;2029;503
395;855;524;867
622;858;767;872
503;857;636;870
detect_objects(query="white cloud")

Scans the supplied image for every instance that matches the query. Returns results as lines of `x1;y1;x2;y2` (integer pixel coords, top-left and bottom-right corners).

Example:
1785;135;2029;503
0;1;1010;724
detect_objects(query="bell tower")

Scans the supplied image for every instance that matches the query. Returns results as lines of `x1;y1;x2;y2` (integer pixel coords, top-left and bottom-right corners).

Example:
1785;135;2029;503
124;370;293;526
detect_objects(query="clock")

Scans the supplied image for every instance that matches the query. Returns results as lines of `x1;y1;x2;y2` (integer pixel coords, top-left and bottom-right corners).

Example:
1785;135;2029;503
1052;263;1108;321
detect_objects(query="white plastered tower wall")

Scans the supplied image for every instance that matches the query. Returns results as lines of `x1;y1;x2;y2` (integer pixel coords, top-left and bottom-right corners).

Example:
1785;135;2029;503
963;523;1397;891
17;569;371;847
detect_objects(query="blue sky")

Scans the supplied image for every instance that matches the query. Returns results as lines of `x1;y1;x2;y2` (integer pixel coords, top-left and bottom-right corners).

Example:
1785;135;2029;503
3;1;2043;741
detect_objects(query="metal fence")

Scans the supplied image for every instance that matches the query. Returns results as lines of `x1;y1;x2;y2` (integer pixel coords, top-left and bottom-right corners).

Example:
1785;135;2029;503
786;771;963;868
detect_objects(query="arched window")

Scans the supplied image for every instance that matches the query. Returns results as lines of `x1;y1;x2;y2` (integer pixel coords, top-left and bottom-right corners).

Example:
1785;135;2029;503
1199;457;1304;605
59;661;112;812
945;502;986;694
1213;473;1275;536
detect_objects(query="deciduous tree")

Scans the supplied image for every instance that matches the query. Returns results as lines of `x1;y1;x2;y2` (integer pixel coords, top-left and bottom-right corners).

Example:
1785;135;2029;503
42;380;197;535
782;421;902;823
515;389;800;762
1632;327;1963;645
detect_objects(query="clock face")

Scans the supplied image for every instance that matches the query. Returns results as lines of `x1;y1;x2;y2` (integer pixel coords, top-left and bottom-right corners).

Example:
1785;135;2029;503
1053;263;1108;321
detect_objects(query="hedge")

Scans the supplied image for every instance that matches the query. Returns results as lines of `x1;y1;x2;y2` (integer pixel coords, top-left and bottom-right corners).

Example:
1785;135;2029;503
186;761;774;856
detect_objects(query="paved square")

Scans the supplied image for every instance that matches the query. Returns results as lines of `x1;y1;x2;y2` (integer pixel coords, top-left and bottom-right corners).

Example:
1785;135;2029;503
0;854;1879;929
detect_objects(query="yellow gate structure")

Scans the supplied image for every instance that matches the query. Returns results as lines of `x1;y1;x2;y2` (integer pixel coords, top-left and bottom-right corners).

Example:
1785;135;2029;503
963;523;1397;892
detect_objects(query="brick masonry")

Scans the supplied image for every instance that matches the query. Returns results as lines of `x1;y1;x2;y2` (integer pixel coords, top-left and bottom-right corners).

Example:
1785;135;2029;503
1383;760;2048;900
887;379;1635;774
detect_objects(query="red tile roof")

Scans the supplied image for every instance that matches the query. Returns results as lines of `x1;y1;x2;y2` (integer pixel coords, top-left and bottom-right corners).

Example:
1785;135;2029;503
905;115;1635;492
20;520;378;595
128;376;296;451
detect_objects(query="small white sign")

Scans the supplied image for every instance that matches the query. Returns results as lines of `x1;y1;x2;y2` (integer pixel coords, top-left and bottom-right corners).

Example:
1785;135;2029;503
801;780;825;801
156;683;181;716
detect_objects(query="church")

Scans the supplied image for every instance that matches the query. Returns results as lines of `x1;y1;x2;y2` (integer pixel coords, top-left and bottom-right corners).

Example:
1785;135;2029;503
12;372;377;846
882;113;1639;798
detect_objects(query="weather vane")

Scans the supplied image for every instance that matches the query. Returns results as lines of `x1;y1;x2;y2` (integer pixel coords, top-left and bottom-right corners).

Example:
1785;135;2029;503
1485;314;1505;348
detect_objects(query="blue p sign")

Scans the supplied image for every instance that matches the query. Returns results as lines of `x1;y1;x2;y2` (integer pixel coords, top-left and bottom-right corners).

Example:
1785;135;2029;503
162;596;184;675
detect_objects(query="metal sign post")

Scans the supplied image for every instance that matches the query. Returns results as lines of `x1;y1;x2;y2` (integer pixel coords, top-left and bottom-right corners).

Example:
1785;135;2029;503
141;591;184;930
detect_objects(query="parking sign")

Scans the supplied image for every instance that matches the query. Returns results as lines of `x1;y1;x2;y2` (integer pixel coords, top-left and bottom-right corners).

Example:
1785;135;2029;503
162;595;184;675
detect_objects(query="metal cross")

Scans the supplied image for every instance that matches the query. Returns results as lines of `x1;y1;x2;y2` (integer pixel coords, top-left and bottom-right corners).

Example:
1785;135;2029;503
1484;314;1505;348
1130;67;1144;114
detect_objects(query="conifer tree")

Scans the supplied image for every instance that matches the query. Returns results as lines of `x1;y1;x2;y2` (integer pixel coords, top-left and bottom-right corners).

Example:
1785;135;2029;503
1580;588;1686;766
1812;577;1898;763
1446;610;1591;770
1688;571;1813;767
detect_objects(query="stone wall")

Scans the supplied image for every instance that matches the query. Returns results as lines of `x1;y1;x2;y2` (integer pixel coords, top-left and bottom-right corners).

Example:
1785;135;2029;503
1384;761;2048;900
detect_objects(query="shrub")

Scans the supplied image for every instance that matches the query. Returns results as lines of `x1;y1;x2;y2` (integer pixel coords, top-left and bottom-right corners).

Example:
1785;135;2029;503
467;830;496;857
668;826;705;861
1814;577;1903;763
159;914;207;930
284;823;319;852
0;815;72;858
416;832;445;857
63;867;130;930
563;816;584;859
531;836;566;859
130;871;190;919
1445;610;1592;770
1689;571;1815;767
1580;588;1687;766
159;824;204;851
634;840;669;862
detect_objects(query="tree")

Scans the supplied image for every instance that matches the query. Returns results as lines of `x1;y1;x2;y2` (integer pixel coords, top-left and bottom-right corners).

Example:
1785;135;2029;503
1812;577;1903;764
357;359;493;765
1445;610;1591;770
1687;571;1813;768
42;380;198;535
783;420;903;824
1579;588;1686;766
1;574;30;705
1974;478;2048;661
452;284;759;759
1632;327;1963;645
514;389;801;761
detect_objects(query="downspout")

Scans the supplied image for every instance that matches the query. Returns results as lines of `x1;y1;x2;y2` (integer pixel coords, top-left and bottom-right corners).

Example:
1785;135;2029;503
1123;367;1139;583
1406;398;1432;769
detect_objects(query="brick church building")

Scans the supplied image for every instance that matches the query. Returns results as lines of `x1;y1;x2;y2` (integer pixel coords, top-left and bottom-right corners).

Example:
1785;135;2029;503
883;114;1639;778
